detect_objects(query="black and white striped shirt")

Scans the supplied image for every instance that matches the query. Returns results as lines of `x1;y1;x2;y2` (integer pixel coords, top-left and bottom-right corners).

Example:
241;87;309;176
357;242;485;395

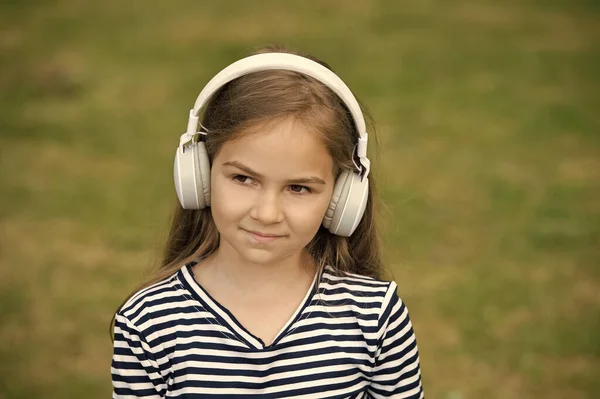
112;263;424;398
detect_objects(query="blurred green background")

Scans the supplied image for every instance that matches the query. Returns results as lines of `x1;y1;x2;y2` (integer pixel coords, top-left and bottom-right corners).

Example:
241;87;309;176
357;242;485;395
1;0;599;398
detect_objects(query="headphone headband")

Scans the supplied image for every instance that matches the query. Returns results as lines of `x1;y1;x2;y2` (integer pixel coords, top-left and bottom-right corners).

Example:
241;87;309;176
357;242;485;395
183;53;369;176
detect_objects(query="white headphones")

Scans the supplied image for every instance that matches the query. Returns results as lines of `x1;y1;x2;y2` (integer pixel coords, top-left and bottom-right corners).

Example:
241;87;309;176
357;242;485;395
174;53;371;237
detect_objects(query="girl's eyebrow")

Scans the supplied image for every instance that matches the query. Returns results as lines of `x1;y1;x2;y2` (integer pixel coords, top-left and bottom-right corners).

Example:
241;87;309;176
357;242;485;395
222;161;327;185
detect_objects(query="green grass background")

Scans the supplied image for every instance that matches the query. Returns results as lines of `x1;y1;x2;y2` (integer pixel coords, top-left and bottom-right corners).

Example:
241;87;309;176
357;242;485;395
1;0;599;398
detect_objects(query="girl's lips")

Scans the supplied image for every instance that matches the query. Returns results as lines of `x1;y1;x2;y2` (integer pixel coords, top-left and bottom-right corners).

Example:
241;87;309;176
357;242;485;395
245;230;283;243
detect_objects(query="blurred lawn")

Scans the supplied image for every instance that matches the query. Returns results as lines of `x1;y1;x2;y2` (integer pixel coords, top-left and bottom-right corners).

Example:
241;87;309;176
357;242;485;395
1;0;599;398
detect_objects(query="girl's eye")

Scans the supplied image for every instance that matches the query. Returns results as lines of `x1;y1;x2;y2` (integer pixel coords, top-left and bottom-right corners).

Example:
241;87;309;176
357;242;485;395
289;185;311;194
233;175;253;184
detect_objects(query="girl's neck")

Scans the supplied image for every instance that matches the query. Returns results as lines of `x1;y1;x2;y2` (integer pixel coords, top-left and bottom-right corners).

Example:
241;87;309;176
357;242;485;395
202;247;316;297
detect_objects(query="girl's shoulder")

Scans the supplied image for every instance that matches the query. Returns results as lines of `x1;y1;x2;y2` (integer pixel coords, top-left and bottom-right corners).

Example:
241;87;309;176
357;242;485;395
321;266;396;290
117;266;185;324
319;267;414;335
319;266;400;307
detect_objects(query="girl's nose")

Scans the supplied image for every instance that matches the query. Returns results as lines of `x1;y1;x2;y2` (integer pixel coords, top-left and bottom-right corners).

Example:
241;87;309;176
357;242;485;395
250;191;284;224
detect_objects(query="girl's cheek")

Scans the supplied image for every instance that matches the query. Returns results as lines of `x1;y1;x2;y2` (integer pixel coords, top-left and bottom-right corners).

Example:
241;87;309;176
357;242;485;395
222;195;253;214
286;198;330;220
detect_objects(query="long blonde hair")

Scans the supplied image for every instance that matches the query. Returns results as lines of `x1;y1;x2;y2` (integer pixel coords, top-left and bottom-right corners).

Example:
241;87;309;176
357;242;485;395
111;45;383;337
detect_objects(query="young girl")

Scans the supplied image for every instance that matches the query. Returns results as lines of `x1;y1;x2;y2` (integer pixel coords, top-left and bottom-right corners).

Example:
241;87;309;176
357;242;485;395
111;46;424;398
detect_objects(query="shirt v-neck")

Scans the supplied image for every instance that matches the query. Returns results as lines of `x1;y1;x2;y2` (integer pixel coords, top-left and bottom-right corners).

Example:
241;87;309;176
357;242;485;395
177;263;318;350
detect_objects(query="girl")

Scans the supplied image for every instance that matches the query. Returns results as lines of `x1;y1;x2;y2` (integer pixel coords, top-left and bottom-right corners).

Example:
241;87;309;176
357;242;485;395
111;46;424;398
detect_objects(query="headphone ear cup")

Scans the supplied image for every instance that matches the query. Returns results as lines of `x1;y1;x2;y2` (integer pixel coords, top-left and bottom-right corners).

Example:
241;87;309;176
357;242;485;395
322;171;369;237
194;141;211;207
174;143;198;209
174;141;211;209
323;171;349;230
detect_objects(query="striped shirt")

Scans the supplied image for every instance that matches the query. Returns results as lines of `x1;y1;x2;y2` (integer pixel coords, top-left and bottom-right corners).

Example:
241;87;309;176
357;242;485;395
112;263;424;398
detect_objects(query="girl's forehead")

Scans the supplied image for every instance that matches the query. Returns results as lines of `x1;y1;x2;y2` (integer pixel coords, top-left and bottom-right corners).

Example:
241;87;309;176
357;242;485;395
216;118;334;178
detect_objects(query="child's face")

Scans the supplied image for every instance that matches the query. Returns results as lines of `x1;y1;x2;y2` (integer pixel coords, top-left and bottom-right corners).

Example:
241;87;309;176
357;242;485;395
210;117;335;268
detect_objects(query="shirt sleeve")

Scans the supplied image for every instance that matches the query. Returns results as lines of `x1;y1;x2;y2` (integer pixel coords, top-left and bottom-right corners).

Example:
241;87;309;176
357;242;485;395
111;313;168;398
368;282;424;398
